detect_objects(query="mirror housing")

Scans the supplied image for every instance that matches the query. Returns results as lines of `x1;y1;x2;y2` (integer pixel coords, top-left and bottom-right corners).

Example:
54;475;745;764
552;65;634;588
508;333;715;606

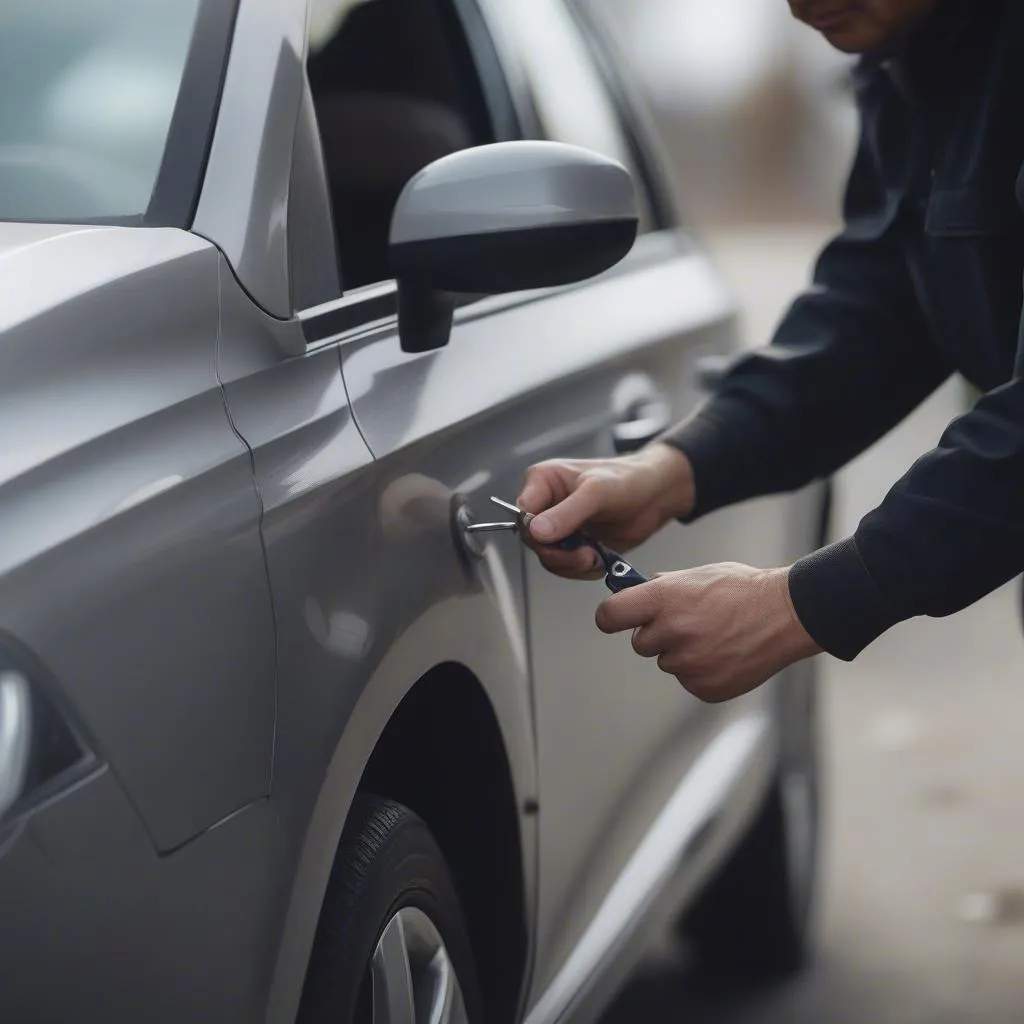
388;141;639;353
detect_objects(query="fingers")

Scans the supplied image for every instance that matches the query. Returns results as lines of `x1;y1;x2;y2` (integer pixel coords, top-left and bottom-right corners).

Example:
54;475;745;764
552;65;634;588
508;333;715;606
515;510;603;580
517;462;573;519
631;624;665;659
519;471;607;544
595;582;661;634
534;546;605;581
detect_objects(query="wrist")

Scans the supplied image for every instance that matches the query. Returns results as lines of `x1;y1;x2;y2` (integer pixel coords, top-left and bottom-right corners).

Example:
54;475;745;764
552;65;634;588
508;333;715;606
642;442;696;521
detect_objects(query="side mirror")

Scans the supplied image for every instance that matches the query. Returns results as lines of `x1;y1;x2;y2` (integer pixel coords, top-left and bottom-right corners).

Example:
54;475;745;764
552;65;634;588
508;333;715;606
388;140;639;353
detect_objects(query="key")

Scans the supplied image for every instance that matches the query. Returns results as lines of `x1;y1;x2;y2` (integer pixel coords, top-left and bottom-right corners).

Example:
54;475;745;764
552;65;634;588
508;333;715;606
485;496;650;592
486;497;590;551
465;521;520;535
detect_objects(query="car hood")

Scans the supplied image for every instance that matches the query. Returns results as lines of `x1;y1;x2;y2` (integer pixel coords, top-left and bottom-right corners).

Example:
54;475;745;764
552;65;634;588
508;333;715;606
0;222;99;261
0;222;213;335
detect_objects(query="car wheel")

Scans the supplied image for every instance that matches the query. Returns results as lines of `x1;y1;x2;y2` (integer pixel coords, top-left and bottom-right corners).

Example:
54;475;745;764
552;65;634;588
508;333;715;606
298;793;483;1024
683;673;820;980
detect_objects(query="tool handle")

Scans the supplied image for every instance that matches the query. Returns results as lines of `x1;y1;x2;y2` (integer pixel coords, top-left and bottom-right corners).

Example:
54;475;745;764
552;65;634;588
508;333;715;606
556;533;593;552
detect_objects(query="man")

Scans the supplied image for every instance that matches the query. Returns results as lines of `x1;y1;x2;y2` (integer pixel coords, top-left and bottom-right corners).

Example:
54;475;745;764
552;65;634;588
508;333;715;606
517;0;1024;703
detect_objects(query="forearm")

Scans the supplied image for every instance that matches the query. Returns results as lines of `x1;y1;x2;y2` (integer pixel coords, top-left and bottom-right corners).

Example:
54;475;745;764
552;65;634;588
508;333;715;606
662;275;951;520
662;127;952;522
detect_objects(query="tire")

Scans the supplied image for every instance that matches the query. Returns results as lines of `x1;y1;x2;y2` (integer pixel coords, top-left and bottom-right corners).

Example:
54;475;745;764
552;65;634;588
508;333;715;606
683;672;821;981
298;793;483;1024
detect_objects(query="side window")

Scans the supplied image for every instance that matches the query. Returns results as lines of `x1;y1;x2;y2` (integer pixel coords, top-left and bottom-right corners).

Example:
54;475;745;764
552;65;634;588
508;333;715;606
494;0;659;235
305;0;498;294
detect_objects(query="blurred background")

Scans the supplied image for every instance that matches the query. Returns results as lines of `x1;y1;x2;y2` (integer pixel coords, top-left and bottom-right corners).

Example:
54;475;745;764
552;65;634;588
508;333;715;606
593;1;1024;1021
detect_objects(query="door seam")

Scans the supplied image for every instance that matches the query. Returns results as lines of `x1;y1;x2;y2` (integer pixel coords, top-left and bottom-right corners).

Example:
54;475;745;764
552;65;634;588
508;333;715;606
213;256;281;792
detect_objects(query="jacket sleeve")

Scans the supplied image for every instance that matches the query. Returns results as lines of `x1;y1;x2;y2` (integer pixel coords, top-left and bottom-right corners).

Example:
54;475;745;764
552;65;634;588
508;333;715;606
661;127;952;519
790;356;1024;661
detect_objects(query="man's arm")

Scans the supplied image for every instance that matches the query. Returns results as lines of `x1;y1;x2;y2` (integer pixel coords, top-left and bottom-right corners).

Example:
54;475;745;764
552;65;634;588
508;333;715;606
793;357;1024;660
663;130;953;520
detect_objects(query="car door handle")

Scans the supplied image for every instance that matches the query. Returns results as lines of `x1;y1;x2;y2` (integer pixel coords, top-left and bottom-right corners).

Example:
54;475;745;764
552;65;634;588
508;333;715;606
611;396;674;453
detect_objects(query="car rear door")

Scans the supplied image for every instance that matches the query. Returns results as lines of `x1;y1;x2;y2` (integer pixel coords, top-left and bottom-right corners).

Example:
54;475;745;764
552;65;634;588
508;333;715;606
479;0;823;1010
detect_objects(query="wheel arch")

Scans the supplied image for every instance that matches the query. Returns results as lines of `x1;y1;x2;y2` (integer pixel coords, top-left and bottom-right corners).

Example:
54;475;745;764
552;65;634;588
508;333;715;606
359;662;529;1024
267;656;534;1024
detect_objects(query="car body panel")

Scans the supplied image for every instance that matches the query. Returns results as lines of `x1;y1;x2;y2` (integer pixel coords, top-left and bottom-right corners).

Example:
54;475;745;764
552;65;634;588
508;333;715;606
0;225;276;854
529;706;779;1024
0;767;287;1022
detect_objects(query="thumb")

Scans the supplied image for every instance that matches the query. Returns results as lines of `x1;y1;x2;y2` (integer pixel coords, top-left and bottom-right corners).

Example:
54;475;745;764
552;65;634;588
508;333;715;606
529;482;605;543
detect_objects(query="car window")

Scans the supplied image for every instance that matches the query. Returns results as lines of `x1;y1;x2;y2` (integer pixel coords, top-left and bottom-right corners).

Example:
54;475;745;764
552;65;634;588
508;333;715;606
489;0;658;235
0;0;204;223
306;0;501;294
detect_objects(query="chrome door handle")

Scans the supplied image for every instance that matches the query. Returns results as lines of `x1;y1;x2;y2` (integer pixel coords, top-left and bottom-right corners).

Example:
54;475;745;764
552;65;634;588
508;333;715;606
612;397;673;453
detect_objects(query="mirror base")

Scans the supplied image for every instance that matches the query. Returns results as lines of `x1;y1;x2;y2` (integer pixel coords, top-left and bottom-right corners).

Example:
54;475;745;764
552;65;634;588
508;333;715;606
397;283;455;354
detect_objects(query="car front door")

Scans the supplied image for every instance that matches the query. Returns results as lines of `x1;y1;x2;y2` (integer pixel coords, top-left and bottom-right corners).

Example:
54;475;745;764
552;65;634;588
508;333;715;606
479;0;822;1012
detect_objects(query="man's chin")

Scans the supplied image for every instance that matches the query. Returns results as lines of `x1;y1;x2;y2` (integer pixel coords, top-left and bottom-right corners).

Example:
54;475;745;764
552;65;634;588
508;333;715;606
818;25;884;54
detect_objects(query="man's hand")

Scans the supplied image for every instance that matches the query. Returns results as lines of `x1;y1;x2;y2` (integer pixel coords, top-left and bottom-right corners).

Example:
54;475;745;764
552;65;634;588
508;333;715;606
595;563;823;702
517;442;696;579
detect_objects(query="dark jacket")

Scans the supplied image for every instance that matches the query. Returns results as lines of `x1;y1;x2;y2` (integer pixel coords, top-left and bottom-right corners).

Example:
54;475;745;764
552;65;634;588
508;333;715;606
664;0;1024;660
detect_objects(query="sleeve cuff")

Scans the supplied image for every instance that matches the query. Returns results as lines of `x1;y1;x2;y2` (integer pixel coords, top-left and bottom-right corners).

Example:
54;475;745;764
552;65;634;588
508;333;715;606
788;536;910;661
658;402;752;523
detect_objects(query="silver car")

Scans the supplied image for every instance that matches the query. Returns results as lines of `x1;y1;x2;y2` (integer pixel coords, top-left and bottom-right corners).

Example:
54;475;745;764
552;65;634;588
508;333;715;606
0;0;828;1021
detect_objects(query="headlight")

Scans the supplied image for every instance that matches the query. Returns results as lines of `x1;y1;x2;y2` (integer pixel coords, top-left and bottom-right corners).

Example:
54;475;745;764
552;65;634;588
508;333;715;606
0;672;31;820
0;659;93;827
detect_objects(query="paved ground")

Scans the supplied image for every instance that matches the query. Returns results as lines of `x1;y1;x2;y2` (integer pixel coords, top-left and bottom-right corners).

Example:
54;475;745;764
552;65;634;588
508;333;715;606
602;225;1024;1023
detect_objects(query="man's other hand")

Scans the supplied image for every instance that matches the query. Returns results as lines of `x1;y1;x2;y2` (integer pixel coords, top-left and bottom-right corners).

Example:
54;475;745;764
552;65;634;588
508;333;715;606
595;563;823;702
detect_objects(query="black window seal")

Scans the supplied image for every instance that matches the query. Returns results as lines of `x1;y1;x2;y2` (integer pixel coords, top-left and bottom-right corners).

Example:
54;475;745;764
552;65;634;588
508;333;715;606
147;0;243;228
301;284;490;346
301;285;400;345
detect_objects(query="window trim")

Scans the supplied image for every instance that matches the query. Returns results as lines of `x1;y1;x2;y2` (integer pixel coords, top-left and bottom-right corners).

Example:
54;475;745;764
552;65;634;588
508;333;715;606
148;0;242;228
300;282;400;346
562;0;676;233
448;0;521;143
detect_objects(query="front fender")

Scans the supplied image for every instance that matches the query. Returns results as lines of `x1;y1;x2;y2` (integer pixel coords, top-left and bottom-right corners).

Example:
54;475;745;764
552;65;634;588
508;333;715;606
266;588;537;1024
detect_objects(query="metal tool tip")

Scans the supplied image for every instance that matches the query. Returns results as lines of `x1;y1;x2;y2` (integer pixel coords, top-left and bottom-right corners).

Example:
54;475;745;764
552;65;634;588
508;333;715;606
489;496;521;514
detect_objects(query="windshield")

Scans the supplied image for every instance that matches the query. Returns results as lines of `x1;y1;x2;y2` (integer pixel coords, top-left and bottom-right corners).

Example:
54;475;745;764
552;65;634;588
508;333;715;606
0;0;203;223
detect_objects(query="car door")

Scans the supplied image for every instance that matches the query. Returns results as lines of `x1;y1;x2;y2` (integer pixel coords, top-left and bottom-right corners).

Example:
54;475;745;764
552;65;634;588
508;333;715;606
478;0;824;1010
